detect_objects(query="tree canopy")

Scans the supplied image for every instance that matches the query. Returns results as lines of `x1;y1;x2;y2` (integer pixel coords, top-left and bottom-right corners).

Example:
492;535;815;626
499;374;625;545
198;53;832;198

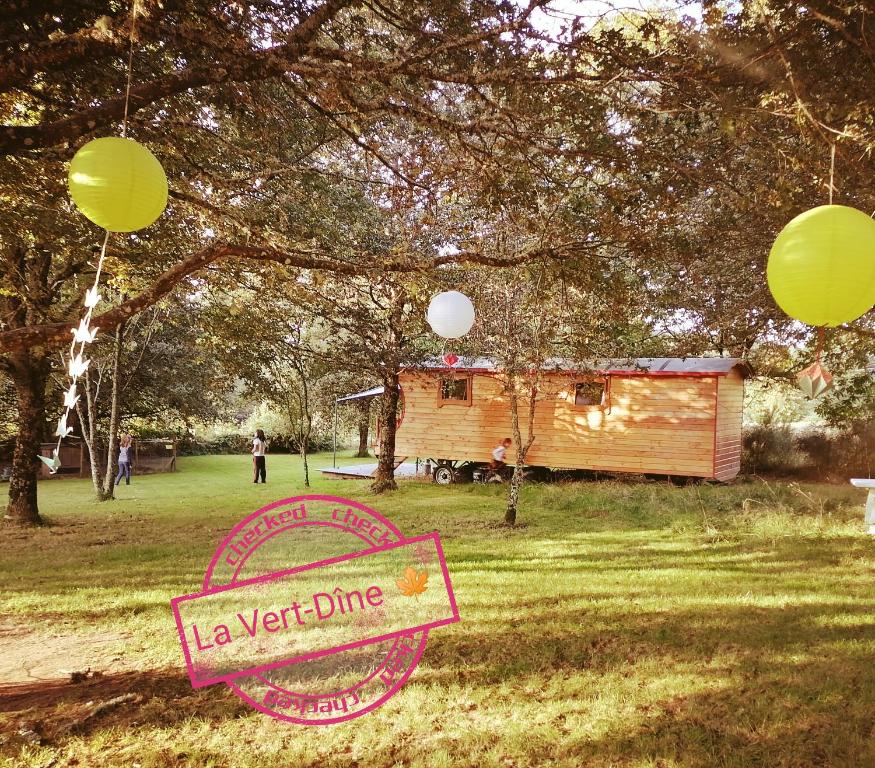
2;1;874;524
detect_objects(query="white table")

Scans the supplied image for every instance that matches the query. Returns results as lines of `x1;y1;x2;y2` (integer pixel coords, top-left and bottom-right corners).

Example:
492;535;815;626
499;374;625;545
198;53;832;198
851;479;875;534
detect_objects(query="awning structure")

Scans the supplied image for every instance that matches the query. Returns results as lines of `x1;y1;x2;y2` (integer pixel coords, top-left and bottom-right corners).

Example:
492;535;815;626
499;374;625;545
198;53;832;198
332;385;384;467
336;386;384;402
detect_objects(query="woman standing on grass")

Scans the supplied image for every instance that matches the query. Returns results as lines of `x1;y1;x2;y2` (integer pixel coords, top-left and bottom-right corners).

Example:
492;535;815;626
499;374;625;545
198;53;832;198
115;434;133;486
252;429;267;484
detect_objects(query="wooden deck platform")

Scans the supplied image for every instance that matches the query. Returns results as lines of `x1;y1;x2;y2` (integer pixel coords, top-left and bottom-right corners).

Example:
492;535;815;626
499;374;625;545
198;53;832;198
319;461;419;480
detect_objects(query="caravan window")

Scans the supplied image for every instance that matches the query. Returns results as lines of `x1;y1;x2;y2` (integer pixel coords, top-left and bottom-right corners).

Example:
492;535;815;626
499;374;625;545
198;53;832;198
574;380;606;407
438;376;471;406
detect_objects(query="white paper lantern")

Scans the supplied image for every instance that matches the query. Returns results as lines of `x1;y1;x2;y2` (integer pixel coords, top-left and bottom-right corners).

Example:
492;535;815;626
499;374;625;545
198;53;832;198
427;291;475;339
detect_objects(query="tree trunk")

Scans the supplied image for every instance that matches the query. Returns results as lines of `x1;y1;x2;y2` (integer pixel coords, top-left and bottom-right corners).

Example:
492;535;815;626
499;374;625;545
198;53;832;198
505;379;538;526
4;352;49;526
506;463;524;525
77;363;112;500
372;371;399;493
505;386;522;525
287;356;313;488
301;414;311;488
101;322;125;498
76;370;104;498
302;372;311;488
356;399;370;458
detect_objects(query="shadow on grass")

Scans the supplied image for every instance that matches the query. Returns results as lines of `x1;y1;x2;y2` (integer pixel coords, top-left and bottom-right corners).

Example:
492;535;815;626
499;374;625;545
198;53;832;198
0;597;872;766
0;668;248;744
419;600;875;765
444;533;872;575
2;525;872;635
579;649;875;767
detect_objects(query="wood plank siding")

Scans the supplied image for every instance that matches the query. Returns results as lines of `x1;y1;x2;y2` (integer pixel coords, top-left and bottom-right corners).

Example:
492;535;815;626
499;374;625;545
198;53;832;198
394;367;745;480
713;368;744;481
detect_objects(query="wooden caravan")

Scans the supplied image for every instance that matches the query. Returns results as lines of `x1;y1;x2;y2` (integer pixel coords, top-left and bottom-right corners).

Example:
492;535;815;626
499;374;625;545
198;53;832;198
394;357;749;482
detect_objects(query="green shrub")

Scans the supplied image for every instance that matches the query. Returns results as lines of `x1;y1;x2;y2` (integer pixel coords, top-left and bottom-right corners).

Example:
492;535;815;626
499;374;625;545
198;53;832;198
744;422;875;481
742;423;805;475
177;433;334;456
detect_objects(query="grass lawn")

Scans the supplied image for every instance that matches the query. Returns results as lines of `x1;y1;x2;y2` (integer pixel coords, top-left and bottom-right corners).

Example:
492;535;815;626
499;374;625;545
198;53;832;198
1;453;874;767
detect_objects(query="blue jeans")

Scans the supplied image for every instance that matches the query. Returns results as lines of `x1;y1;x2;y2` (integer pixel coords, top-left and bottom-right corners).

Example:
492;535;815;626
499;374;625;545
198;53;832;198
115;461;131;485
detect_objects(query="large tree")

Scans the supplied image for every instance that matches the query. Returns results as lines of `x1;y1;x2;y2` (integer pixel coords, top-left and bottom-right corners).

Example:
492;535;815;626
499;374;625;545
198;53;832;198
287;273;429;494
6;0;875;526
2;0;629;524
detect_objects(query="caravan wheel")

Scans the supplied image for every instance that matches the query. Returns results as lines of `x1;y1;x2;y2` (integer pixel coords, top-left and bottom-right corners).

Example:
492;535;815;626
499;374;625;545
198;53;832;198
433;466;456;485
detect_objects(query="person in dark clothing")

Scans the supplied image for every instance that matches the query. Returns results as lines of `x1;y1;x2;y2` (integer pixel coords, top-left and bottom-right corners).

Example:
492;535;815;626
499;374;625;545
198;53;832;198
252;429;267;483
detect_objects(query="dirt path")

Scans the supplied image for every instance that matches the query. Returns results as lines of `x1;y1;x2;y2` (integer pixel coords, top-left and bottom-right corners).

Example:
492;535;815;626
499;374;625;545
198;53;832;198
0;620;131;686
0;620;241;754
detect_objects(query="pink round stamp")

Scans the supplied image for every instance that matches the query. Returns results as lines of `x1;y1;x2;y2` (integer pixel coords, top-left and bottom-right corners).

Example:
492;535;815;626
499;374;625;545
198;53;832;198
171;495;459;724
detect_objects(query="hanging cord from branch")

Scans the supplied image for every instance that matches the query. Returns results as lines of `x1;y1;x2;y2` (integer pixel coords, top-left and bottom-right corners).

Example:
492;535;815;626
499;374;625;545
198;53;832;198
829;143;836;205
121;1;139;137
804;143;838;378
814;326;825;365
46;3;139;470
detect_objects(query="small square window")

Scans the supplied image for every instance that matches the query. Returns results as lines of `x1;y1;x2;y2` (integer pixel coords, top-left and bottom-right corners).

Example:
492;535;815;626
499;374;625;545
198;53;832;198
438;377;471;405
574;381;605;407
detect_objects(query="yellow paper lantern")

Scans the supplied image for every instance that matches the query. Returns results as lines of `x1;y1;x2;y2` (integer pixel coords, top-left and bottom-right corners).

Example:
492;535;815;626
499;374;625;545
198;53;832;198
767;205;875;327
68;137;168;232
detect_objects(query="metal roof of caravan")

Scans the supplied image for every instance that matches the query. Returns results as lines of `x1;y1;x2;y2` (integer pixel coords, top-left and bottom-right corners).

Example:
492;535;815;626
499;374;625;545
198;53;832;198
413;357;751;377
339;359;751;400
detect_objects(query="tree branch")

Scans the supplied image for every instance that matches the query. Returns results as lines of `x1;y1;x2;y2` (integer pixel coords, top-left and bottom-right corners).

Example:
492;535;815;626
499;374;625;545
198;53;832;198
0;0;356;155
0;234;597;353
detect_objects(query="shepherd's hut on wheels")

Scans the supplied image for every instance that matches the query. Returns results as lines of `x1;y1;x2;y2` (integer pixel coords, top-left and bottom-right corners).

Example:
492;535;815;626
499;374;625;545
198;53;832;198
390;357;750;484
